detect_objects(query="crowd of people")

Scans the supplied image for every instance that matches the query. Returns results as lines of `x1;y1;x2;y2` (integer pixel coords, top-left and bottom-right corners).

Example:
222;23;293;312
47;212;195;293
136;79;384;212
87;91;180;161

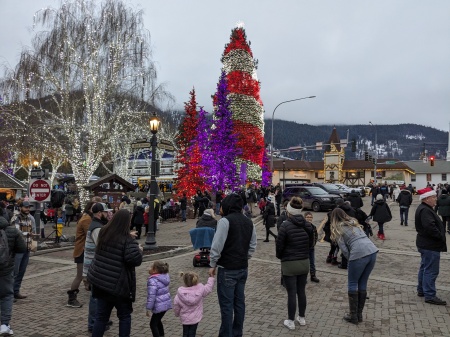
0;181;448;335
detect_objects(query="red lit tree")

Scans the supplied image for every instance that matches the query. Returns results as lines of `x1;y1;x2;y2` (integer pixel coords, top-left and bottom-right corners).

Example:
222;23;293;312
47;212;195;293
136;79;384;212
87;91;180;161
175;89;200;197
220;24;266;182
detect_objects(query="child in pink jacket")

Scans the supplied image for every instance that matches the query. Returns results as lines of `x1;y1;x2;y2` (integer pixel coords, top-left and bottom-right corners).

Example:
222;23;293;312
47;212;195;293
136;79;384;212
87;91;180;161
173;271;215;337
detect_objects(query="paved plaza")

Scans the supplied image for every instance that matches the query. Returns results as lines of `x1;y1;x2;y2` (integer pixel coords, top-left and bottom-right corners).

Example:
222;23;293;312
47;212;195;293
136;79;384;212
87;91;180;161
10;195;450;336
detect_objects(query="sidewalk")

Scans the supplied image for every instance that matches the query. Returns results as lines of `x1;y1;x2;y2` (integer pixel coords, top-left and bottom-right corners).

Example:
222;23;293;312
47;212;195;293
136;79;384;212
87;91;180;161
11;196;450;336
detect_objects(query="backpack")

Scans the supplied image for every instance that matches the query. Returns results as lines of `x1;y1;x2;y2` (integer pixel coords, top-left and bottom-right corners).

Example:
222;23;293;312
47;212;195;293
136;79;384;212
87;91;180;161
0;229;10;269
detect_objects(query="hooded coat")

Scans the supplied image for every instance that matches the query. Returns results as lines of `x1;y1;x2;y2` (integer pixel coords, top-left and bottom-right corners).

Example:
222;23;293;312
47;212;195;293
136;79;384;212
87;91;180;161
173;277;215;325
346;192;364;209
0;216;26;276
369;199;392;223
263;202;276;228
437;193;450;217
196;213;217;230
396;190;413;207
146;273;173;313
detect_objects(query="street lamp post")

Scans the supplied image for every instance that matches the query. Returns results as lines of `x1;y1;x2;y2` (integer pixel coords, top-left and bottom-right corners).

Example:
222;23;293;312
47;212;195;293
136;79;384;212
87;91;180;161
144;112;161;250
369;121;377;184
282;160;286;190
31;161;42;238
270;96;316;172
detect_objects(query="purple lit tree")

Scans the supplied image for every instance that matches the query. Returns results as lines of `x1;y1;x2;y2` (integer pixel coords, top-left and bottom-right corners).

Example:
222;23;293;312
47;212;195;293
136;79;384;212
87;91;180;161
208;71;241;191
261;148;272;187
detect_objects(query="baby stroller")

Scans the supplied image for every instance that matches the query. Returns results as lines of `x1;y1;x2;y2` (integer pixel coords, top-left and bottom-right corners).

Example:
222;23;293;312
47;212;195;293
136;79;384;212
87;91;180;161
189;227;215;267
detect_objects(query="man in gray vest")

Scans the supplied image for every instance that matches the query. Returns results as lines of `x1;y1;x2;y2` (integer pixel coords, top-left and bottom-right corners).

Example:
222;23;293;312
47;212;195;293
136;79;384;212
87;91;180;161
209;193;257;337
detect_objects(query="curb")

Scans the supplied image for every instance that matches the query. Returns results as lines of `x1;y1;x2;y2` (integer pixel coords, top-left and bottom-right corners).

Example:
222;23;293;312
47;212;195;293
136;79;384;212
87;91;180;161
32;245;75;256
142;245;194;262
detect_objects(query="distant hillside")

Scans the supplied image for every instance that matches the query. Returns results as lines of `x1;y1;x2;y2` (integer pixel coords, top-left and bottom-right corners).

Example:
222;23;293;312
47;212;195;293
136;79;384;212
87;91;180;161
264;120;449;161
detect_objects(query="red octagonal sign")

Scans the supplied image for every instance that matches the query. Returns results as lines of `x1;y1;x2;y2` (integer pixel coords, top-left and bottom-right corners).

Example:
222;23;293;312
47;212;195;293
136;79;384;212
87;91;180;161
29;179;51;202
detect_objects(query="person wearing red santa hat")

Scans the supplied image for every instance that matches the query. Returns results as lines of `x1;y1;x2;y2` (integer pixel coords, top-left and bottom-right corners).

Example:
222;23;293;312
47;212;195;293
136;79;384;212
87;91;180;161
415;187;447;305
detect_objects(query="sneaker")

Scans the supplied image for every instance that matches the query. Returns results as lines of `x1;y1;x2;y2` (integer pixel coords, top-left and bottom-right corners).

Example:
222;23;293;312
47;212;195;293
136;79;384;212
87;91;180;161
0;324;14;335
296;316;306;326
67;299;83;308
14;293;27;299
283;319;295;330
425;297;447;305
417;291;424;297
263;240;269;242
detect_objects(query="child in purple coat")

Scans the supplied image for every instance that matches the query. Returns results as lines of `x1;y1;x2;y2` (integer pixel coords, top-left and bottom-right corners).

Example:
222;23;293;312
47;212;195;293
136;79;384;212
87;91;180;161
173;271;215;337
146;261;172;337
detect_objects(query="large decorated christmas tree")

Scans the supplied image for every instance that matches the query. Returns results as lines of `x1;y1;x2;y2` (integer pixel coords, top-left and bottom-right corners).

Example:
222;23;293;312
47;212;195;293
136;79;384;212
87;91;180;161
208;71;241;191
220;24;266;182
175;89;208;197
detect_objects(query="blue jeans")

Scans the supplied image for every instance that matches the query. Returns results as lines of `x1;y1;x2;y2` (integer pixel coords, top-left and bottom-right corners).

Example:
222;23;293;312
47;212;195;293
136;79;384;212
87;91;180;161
217;268;248;337
181;209;186;221
88;293;98;331
0;272;14;326
400;207;409;225
14;250;30;295
309;248;316;274
347;253;377;292
216;203;221;215
92;296;133;337
417;248;441;300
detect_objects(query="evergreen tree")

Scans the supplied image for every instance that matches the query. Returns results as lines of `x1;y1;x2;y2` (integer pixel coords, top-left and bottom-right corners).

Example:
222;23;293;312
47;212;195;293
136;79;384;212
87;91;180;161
220;24;266;182
175;89;199;197
209;72;241;191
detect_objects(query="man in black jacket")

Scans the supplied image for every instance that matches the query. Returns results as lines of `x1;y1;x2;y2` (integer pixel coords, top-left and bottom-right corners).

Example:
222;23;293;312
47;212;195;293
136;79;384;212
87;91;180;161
396;189;413;226
0;216;26;335
415;189;447;305
209;193;257;337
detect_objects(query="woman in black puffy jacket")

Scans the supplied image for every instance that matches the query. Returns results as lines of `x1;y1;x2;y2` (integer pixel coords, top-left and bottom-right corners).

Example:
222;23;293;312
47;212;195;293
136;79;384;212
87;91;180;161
276;197;314;331
88;209;143;337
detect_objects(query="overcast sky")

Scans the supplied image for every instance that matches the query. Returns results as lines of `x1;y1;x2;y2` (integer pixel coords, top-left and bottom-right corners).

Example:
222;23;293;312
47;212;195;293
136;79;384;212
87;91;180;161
2;0;450;132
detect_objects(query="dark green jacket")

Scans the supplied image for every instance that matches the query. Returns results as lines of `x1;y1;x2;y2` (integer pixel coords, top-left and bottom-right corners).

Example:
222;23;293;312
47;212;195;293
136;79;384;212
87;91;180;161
0;216;27;276
437;194;450;217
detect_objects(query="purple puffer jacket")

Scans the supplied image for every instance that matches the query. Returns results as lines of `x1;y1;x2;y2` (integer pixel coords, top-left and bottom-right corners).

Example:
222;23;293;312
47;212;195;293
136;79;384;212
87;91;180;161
146;273;172;313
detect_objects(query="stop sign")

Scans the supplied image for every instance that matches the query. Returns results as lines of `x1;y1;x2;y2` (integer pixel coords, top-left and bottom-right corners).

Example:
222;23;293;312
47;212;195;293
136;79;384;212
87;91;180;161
29;179;51;202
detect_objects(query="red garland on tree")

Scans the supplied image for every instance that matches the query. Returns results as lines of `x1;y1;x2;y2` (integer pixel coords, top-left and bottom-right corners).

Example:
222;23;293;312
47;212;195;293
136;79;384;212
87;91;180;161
220;25;266;181
175;89;205;197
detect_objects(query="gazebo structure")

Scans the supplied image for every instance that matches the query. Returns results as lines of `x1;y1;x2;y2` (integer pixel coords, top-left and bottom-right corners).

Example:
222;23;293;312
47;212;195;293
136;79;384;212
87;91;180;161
0;172;27;201
83;173;135;208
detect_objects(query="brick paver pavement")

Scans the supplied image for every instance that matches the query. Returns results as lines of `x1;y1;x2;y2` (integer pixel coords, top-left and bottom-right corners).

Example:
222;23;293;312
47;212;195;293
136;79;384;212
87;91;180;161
9;195;450;336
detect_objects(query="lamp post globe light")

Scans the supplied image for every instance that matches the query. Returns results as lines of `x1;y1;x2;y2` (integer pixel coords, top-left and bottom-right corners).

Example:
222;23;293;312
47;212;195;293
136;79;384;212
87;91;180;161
144;112;161;250
270;96;316;173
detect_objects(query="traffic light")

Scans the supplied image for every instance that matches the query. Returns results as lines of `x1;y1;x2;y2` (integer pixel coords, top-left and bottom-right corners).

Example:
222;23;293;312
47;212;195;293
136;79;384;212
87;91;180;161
364;151;369;161
372;157;377;165
351;139;356;152
430;156;435;166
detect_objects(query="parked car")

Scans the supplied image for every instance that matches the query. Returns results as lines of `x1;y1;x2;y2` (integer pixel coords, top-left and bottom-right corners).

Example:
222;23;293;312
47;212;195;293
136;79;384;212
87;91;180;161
313;183;348;198
282;185;340;212
335;183;365;197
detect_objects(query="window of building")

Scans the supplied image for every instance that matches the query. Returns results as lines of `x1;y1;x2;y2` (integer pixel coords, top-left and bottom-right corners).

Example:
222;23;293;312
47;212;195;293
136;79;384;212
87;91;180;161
442;173;447;181
411;174;416;182
426;173;431;182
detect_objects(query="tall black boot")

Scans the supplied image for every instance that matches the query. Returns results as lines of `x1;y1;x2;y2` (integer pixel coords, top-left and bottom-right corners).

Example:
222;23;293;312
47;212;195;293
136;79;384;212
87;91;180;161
343;291;358;324
357;290;367;322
